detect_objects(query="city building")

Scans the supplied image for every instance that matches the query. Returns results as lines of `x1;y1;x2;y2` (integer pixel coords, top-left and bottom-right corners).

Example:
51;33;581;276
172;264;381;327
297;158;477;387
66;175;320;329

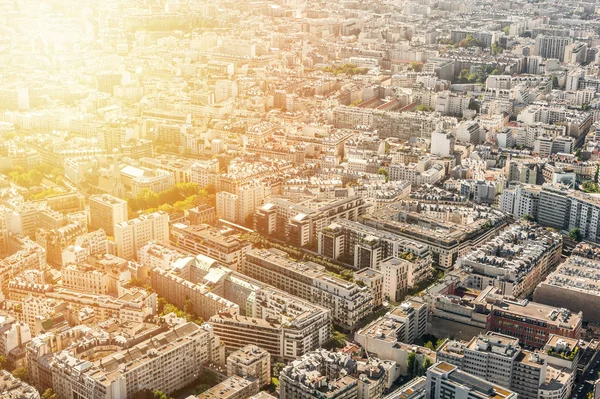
226;345;271;388
114;211;169;260
242;248;373;330
426;361;518;399
89;194;128;236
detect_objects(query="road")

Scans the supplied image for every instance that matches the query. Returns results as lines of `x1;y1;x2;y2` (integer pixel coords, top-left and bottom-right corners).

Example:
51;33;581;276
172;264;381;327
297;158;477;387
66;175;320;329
572;357;599;398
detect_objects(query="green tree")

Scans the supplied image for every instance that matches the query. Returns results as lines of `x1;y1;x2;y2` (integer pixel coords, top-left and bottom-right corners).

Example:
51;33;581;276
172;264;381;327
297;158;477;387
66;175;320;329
407;352;418;377
458;34;483;48
12;367;28;383
458;69;470;83
42;389;57;399
329;330;348;349
467;73;479;83
153;390;168;399
522;214;535;222
377;168;389;182
273;362;286;378
408;62;423;72
503;26;510;35
595;165;599;183
569;228;583;242
552;75;559;88
421;358;433;374
424;341;435;351
0;355;7;370
417;104;433;112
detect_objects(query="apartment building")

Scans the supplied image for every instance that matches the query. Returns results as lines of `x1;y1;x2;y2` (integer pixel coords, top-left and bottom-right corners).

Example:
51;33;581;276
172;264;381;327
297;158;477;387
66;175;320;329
197;376;259;399
426;362;518;399
209;291;331;361
61;263;110;295
279;349;389;399
255;196;370;248
534;35;573;61
0;369;40;399
534;244;600;322
129;168;175;197
170;223;251;271
242;248;373;330
226;345;271;388
317;219;431;271
458;224;562;298
379;257;431;302
499;184;541;220
140;155;196;184
89;194;128;236
363;202;507;269
50;322;223;399
114;211;169;260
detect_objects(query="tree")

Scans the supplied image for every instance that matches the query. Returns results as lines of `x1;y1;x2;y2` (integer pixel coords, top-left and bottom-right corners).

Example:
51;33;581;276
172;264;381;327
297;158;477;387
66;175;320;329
407;352;419;377
377;168;389;182
457;69;470;83
273;362;286;378
551;75;559;89
408;62;423;72
569;228;583;242
421;358;433;374
329;330;348;349
12;367;28;383
503;26;510;35
417;104;433;112
457;34;483;49
595;165;599;183
0;355;7;370
42;389;57;399
153;390;168;399
522;214;535;222
424;341;435;350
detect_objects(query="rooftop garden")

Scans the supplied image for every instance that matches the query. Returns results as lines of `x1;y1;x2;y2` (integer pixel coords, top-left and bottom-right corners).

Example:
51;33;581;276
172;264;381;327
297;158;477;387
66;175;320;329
547;345;579;361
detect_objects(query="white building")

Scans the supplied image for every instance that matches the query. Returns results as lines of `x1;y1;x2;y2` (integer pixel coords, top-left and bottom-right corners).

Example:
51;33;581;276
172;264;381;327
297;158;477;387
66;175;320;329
114;211;169;260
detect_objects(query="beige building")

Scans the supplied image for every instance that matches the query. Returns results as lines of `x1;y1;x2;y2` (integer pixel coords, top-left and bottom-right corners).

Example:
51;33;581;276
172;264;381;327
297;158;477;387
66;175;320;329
226;345;271;389
114;211;169;260
89;194;128;236
242;248;373;331
61;263;110;295
50;322;223;399
196;375;259;399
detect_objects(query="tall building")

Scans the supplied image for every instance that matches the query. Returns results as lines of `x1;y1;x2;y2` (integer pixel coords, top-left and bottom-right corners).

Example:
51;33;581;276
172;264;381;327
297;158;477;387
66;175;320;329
255;196;369;248
458;223;562;298
114;211;169;260
89;194;128;236
430;130;456;157
242;248;373;331
226;345;271;388
279;349;389;399
0;369;40;399
535;35;573;61
436;332;574;399
170;223;251;271
49;322;223;399
426;362;518;399
499;184;541;220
